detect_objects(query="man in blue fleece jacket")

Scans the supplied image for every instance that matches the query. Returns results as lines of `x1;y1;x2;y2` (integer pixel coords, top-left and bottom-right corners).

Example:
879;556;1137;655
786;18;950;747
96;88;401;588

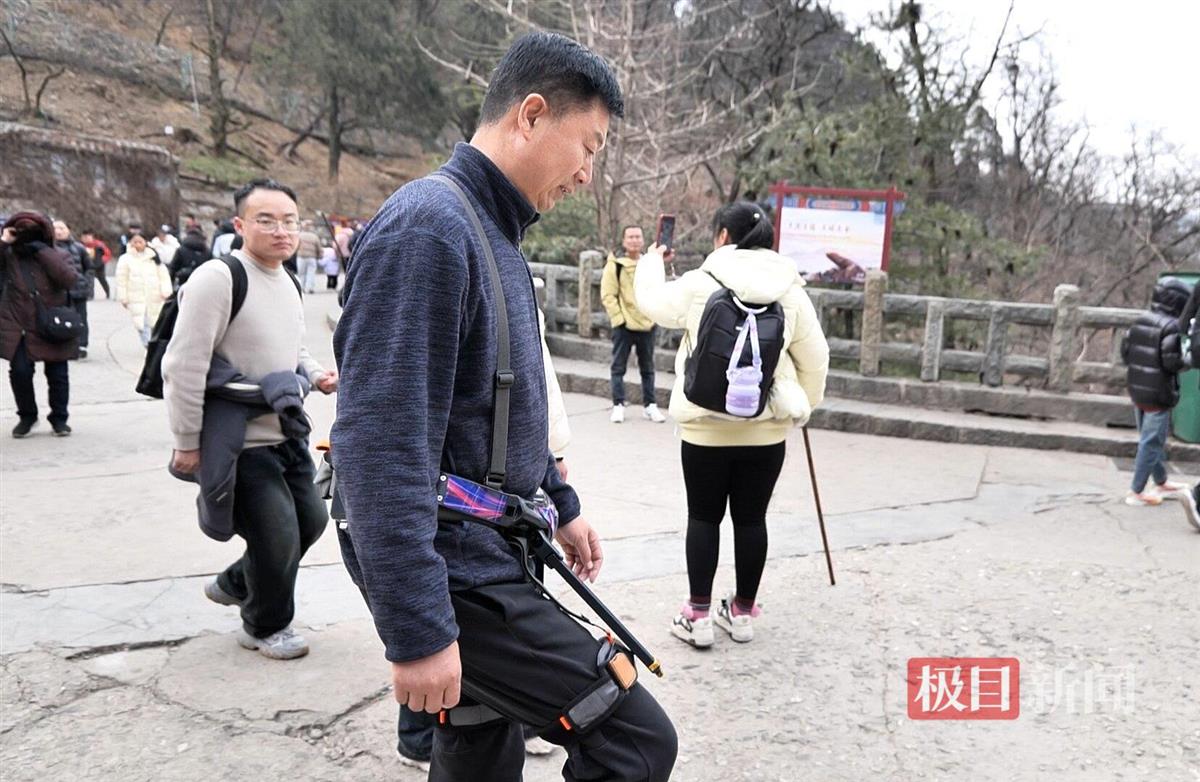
332;32;676;781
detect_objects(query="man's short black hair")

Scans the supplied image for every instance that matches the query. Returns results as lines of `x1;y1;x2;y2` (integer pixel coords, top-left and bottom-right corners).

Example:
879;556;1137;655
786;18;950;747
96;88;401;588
233;178;298;215
479;32;624;125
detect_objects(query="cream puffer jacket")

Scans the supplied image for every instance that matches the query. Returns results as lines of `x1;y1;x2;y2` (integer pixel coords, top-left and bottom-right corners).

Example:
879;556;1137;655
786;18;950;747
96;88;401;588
116;247;174;326
634;244;829;444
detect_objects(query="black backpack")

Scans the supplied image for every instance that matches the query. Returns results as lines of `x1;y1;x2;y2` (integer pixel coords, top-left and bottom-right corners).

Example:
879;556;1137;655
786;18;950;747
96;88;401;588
683;272;786;418
136;255;300;398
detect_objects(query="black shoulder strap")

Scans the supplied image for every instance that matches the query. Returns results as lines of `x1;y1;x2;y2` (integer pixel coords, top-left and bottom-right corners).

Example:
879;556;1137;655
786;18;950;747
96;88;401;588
220;254;249;321
219;254;302;324
428;174;513;490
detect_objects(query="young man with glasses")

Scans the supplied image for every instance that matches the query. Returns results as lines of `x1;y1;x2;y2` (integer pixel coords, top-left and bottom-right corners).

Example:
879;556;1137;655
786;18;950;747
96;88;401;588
162;179;338;659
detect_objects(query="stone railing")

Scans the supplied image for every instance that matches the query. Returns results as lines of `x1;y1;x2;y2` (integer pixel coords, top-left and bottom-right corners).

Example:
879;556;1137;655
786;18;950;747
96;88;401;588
529;255;1141;396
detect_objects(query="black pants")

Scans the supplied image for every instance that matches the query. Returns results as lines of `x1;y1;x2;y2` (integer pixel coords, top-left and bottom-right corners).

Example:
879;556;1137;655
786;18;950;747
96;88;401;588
95;263;110;298
680;441;786;603
72;297;89;348
217;440;329;637
337;524;676;781
610;325;657;405
326;274;338;290
7;338;69;426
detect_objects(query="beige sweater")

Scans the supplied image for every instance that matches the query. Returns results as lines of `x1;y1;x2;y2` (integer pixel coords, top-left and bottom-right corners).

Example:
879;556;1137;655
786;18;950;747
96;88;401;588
162;251;327;451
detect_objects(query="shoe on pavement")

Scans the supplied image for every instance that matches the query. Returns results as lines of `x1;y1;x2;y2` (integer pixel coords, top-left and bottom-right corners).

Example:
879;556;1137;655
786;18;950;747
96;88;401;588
237;626;309;660
670;604;713;649
1182;485;1200;533
204;578;243;606
11;419;36;438
715;592;758;643
643;403;666;423
1149;480;1189;500
51;422;72;437
396;748;431;772
1124;491;1164;507
610;404;625;424
524;736;557;756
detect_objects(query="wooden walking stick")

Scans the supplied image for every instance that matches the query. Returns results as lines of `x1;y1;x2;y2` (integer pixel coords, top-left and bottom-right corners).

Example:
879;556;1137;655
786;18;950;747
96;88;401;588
802;426;836;586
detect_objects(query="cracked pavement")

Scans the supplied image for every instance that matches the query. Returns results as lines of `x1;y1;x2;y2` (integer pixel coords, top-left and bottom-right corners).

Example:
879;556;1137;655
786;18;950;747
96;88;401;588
2;296;1198;780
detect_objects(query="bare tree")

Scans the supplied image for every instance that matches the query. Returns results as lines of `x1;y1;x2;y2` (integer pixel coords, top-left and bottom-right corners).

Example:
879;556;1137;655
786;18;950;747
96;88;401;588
0;26;66;120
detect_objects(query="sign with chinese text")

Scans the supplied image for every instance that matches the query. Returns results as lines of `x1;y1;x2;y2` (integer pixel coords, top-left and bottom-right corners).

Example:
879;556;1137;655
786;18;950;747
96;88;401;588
769;184;905;285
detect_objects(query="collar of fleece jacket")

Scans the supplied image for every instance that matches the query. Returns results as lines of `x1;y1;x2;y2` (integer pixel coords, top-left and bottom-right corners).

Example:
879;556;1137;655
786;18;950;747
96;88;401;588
442;142;540;246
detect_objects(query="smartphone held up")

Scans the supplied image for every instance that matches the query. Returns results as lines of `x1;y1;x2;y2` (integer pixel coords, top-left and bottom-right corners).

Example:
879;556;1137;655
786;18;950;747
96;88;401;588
655;213;677;277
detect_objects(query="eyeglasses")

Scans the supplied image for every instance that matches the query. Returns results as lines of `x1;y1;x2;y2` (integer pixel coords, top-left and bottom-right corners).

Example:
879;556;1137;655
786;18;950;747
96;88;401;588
251;218;301;233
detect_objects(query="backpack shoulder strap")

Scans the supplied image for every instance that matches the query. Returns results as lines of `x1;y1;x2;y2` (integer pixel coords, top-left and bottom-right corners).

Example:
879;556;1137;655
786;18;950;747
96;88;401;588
219;254;302;324
427;174;512;490
219;254;249;321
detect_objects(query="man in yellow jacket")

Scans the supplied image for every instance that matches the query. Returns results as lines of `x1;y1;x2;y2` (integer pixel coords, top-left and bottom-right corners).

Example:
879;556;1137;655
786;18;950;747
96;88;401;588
600;225;665;423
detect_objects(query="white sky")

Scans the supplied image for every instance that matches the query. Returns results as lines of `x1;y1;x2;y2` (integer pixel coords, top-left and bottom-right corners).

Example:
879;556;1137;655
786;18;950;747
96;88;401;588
828;0;1198;163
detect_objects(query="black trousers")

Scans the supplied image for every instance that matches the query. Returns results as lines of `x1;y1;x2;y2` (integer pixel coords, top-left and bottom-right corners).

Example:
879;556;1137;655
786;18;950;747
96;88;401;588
72;297;89;348
7;338;69;425
336;522;677;781
95;263;110;298
610;325;657;405
680;441;786;603
432;581;676;781
217;440;329;637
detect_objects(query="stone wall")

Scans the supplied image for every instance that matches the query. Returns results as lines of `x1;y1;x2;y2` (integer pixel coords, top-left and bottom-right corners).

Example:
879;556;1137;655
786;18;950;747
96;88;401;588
0;122;179;241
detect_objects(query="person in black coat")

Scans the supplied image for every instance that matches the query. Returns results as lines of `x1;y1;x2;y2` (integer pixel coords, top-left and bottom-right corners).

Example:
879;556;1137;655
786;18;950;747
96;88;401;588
1120;278;1192;506
53;220;92;358
1176;282;1200;532
171;228;212;288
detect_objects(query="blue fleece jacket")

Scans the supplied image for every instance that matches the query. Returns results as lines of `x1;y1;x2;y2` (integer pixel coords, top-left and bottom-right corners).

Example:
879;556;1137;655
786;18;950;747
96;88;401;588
332;143;582;663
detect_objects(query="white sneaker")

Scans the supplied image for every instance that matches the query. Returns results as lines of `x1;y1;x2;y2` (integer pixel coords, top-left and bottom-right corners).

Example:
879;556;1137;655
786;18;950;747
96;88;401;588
1182;485;1200;533
610;404;625;423
237;626;309;659
396;749;431;772
715;593;756;643
670;608;713;648
643;403;666;423
1148;480;1189;500
1124;491;1164;507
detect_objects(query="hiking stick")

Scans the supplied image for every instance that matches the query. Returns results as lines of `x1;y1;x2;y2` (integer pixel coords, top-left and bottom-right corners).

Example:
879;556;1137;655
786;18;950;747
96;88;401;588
802;426;836;586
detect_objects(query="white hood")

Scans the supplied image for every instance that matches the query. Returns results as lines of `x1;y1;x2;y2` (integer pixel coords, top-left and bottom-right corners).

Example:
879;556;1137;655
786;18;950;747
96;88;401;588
699;245;801;304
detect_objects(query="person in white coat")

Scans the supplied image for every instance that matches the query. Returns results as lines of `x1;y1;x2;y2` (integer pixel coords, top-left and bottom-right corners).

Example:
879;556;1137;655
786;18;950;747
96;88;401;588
116;233;173;346
635;201;829;648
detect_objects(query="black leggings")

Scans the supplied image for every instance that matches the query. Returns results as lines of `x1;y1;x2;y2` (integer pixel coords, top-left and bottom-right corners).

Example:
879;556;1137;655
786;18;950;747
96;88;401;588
681;440;786;604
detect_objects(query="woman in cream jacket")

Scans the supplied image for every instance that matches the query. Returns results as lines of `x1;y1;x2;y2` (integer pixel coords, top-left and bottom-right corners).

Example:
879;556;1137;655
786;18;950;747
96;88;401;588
634;201;829;648
115;233;173;346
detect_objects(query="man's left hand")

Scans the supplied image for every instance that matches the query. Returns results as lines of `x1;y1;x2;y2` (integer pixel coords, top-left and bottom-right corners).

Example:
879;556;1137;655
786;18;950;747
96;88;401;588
555;517;603;582
316;370;339;394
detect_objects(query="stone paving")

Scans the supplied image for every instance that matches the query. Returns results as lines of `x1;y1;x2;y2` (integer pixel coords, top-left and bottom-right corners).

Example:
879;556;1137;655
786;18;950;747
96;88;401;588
2;294;1198;780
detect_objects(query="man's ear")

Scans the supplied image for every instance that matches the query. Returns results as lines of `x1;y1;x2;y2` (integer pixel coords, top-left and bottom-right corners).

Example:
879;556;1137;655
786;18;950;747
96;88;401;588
516;94;550;136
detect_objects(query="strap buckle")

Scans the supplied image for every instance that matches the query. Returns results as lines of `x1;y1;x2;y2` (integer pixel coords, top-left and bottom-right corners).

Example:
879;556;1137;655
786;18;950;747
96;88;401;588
495;370;515;388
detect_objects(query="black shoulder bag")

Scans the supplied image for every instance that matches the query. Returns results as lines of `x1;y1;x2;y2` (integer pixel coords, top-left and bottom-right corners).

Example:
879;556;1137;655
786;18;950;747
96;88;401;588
17;258;84;343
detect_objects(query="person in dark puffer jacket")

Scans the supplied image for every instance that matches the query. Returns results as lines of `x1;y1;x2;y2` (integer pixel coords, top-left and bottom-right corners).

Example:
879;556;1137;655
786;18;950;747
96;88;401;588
171;228;212;288
1120;278;1194;506
1176;282;1200;531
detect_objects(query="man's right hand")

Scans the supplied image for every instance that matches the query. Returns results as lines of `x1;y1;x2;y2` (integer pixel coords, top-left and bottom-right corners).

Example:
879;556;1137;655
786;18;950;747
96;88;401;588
172;448;201;474
392;641;461;713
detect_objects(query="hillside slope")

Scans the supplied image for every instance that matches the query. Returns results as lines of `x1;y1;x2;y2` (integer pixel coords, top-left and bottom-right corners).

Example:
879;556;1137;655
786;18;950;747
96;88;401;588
1;0;432;221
